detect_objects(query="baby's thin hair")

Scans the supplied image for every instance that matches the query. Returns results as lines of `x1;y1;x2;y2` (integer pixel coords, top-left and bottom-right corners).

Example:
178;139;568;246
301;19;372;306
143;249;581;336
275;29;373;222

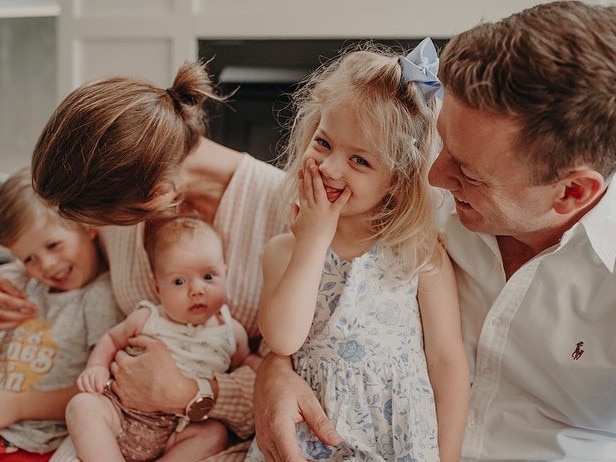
143;214;223;272
280;42;443;276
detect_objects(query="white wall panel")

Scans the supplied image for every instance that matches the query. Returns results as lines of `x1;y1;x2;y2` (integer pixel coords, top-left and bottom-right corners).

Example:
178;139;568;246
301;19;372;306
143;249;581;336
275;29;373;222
57;0;611;101
74;0;174;16
76;38;172;87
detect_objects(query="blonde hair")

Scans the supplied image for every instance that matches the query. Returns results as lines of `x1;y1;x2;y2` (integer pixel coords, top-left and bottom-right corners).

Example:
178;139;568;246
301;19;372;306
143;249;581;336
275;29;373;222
0;168;81;248
31;61;224;226
280;42;442;275
143;215;223;273
440;1;616;184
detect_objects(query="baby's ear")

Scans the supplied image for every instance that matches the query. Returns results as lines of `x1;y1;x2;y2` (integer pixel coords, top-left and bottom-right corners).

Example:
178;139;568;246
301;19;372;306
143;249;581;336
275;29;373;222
149;274;160;295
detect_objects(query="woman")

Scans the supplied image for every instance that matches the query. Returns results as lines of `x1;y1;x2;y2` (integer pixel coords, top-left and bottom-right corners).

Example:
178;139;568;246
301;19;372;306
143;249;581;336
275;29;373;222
1;61;287;461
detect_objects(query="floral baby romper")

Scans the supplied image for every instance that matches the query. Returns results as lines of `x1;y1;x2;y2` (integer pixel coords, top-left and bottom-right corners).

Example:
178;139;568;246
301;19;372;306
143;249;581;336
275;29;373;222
248;245;439;462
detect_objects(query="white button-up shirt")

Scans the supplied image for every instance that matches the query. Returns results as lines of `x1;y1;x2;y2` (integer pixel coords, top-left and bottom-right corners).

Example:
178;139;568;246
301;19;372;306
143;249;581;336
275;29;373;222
443;183;616;461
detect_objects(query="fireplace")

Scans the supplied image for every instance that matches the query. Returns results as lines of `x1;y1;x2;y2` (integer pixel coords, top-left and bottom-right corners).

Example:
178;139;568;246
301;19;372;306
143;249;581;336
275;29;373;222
199;38;448;165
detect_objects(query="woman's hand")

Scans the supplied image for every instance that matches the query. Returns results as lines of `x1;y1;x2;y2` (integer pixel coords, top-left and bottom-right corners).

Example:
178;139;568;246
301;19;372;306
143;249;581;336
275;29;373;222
108;335;196;414
254;354;341;462
0;278;37;329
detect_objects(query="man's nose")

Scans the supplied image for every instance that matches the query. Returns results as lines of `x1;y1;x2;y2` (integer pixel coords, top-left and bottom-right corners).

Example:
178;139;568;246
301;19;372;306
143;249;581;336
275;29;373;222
428;151;459;191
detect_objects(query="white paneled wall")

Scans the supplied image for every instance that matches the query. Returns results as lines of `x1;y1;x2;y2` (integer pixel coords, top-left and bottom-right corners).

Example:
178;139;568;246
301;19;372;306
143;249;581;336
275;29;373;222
0;15;56;174
0;0;611;174
57;0;610;98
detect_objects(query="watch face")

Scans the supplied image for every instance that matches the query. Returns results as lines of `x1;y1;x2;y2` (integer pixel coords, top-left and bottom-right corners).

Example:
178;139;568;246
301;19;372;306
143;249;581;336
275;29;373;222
187;396;215;422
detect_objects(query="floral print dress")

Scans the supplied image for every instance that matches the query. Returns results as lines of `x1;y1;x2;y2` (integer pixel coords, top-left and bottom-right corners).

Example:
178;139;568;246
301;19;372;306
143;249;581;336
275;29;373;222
248;245;439;462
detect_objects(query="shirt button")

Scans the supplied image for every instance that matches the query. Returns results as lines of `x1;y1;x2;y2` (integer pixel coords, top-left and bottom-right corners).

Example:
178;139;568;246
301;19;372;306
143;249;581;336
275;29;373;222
468;419;476;429
481;366;492;375
492;317;502;326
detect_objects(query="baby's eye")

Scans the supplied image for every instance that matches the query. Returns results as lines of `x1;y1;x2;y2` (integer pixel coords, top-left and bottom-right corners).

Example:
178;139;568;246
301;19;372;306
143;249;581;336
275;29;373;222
22;255;34;265
173;278;185;286
203;273;214;281
47;241;60;250
351;156;370;167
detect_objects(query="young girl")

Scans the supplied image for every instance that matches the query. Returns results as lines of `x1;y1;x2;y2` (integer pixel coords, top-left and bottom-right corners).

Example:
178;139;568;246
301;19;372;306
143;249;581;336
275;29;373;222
0;168;120;458
249;38;469;461
65;216;260;462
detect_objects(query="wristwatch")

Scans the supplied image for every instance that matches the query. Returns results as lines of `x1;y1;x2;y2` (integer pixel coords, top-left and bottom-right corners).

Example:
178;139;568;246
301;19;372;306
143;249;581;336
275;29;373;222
185;379;215;422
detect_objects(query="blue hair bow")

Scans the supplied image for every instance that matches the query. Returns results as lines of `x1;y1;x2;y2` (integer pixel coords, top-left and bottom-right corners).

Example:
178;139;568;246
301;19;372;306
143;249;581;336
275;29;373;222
399;37;443;100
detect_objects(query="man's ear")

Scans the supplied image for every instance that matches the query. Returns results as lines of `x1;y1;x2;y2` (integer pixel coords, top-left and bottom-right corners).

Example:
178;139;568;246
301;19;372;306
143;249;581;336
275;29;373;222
553;168;605;215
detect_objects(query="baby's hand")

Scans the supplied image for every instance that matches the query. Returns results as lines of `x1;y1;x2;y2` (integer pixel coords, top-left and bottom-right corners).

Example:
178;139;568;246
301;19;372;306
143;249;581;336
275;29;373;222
77;365;110;393
242;353;263;372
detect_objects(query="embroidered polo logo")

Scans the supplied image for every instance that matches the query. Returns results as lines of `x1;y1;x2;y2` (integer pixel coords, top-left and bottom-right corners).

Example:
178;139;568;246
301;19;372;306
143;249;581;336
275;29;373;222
571;341;584;360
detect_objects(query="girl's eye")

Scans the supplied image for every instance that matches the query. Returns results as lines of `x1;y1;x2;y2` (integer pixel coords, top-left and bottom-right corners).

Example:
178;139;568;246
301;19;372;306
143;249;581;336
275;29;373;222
23;255;34;265
204;273;214;281
315;138;331;150
47;241;60;250
351;156;370;167
173;278;185;286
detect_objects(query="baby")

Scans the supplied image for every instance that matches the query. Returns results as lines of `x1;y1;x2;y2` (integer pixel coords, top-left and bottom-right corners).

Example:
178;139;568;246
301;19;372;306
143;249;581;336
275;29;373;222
65;215;258;462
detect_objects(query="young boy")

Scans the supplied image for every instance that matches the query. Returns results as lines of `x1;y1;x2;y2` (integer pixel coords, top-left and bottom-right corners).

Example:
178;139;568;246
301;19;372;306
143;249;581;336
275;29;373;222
65;215;260;462
0;168;120;457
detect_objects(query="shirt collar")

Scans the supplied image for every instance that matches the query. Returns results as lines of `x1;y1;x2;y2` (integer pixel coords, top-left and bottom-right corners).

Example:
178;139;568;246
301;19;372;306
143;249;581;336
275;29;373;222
561;180;616;272
440;181;616;273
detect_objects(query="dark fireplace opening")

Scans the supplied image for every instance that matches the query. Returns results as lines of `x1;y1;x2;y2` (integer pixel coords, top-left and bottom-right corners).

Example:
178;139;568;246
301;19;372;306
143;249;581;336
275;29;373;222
199;38;448;165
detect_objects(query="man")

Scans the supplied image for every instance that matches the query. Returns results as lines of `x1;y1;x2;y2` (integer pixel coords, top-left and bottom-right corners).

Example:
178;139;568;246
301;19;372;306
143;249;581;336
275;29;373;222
253;1;616;460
